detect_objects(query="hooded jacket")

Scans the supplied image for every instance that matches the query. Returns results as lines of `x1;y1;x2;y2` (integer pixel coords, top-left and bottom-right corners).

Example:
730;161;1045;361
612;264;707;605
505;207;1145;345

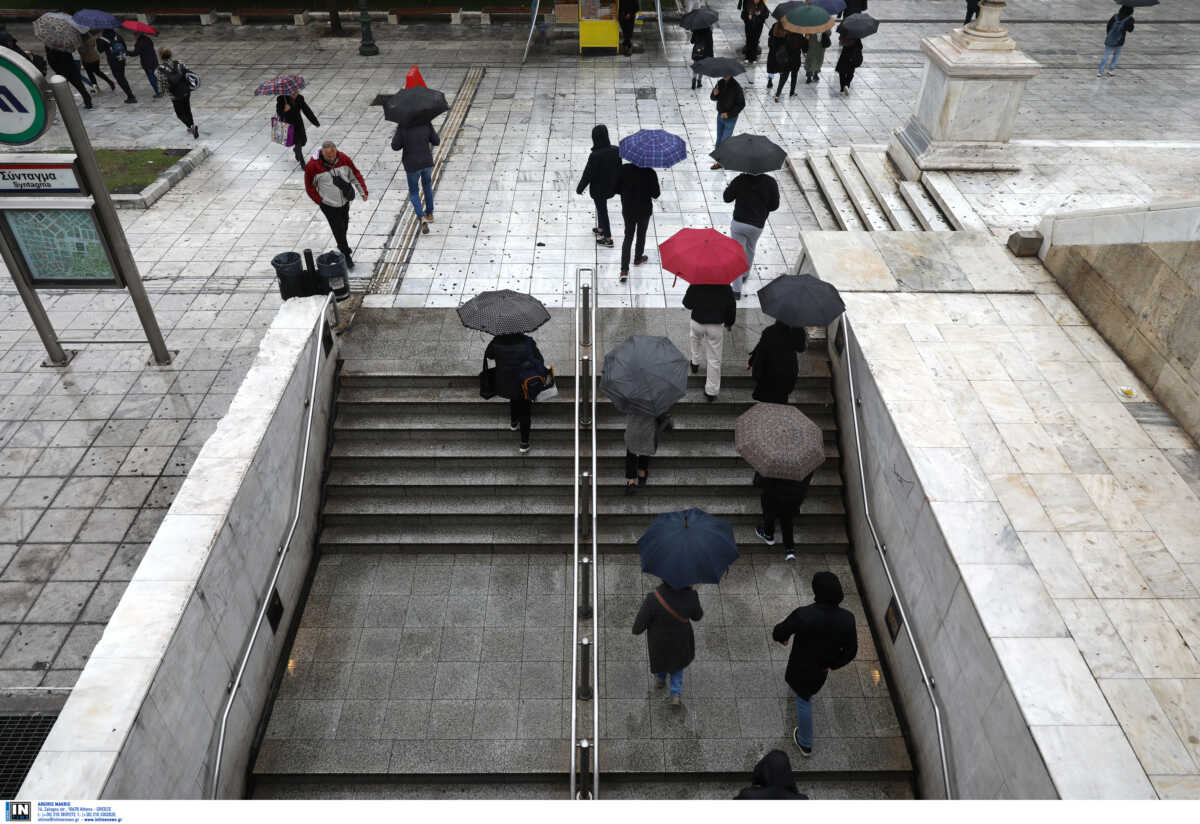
772;571;857;699
683;284;736;328
748;321;804;402
632;582;703;674
615;163;660;218
576;125;621;200
97;31;129;68
711;76;746;118
734;749;808;800
391;122;441;172
304;150;368;208
724;173;780;229
1106;9;1134;47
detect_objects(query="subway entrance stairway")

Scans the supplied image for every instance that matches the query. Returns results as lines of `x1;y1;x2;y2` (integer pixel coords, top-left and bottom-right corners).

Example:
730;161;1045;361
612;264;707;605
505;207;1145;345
249;307;914;800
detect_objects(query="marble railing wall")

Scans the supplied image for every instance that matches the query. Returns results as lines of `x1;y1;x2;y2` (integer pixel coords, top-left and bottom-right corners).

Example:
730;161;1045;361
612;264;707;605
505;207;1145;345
19;297;339;799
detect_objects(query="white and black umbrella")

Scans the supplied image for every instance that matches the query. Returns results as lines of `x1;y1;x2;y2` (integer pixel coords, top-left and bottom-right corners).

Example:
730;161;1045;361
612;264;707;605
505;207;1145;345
457;290;550;335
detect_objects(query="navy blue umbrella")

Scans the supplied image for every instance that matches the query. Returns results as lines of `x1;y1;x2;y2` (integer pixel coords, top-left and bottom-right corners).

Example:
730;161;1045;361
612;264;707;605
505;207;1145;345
638;508;739;588
618;129;687;169
73;9;121;30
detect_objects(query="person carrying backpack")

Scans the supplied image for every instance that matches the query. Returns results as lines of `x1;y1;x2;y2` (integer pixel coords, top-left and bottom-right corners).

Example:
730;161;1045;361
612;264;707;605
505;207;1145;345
1099;5;1135;77
155;49;199;139
484;332;547;454
97;29;137;104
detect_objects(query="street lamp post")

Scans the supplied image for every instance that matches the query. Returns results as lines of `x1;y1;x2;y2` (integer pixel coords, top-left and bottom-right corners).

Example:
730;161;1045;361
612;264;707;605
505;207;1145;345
358;0;379;56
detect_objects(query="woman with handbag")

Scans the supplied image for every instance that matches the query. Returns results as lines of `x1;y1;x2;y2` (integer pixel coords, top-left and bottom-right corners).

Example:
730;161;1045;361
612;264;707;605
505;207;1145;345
689;24;713;90
632;581;703;708
276;91;320;169
484;332;547;454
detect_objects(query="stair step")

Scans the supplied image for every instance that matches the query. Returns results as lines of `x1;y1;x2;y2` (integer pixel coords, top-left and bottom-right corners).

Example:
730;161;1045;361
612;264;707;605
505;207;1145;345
333;410;839;435
828;149;892;231
849;148;921;232
786;153;840;231
805;150;865;232
920;171;988;231
898;181;953;231
335;384;833;406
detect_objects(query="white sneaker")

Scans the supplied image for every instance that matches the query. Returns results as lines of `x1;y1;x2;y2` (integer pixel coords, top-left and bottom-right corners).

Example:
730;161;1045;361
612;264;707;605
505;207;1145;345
1105;71;1115;76
1097;71;1104;77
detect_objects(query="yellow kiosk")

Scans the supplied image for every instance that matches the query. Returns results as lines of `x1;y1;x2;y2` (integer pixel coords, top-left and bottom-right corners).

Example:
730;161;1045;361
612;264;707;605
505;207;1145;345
578;0;619;51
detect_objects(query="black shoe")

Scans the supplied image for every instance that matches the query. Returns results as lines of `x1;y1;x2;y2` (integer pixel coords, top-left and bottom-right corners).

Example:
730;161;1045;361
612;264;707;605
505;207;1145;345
510;420;520;431
344;255;355;270
766;78;773;89
519;441;531;454
755;526;776;546
421;222;430;234
793;727;812;757
637;470;648;487
704;392;717;402
806;75;812;84
593;227;603;235
734;293;742;301
790;90;797;97
624;483;637;496
689;362;699;375
124;97;137;104
619;271;628;283
191;125;199;139
634;255;648;266
597;237;613;247
153;92;162;98
83;102;93;109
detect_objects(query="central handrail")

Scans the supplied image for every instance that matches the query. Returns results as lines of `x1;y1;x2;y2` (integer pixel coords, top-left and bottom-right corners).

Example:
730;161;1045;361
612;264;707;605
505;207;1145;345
839;313;953;799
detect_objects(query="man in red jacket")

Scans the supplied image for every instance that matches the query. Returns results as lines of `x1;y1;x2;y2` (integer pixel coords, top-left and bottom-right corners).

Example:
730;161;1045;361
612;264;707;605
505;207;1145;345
304;140;368;269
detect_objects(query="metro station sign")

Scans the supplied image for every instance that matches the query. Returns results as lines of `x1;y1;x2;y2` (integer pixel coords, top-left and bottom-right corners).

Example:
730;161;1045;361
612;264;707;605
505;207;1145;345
0;46;55;145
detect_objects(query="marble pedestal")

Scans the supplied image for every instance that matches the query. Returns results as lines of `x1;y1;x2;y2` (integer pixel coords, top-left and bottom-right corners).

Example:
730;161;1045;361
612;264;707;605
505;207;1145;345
889;30;1040;178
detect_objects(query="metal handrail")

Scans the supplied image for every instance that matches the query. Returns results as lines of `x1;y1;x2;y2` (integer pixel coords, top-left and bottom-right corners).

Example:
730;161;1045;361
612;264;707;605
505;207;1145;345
209;293;336;798
839;313;953;799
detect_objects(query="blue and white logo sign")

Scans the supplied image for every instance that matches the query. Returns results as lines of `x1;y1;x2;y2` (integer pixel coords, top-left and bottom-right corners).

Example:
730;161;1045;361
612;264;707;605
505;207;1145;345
0;47;52;145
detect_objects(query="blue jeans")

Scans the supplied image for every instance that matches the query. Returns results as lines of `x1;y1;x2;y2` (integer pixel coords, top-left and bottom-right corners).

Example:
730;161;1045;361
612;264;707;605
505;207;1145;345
1099;45;1122;73
794;695;813;748
406;166;433;218
715;115;737;150
144;67;159;94
655;669;684;697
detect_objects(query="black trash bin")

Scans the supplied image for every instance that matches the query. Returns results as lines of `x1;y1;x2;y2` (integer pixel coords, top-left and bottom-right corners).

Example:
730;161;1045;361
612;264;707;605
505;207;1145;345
271;252;311;300
317;250;352;301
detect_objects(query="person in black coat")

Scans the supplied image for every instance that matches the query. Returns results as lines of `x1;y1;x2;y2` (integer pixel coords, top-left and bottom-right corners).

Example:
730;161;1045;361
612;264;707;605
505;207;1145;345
277;92;320;169
740;0;770;62
748;321;805;403
684;284;736;401
843;0;867;15
690;26;713;89
632;581;703;707
576;125;621;247
618;0;639;56
130;32;160;97
710;76;745;167
754;471;813;561
776;31;807;100
836;36;863;94
1099;5;1135;77
392;121;441;230
734;749;808;799
484;332;545;453
97;30;137;104
44;47;92;109
773;571;858;756
964;0;980;26
615;162;660;281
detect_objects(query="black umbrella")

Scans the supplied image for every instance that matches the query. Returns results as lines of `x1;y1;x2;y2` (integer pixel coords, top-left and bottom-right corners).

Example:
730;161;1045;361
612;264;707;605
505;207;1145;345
1113;0;1158;6
457;290;550;335
383;86;449;127
599;335;688;417
680;7;718;30
837;12;879;39
709;133;786;175
756;274;845;327
771;1;804;20
692;56;747;78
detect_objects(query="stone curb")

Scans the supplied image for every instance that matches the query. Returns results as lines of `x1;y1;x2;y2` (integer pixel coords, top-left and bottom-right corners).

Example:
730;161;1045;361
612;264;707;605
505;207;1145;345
112;145;210;210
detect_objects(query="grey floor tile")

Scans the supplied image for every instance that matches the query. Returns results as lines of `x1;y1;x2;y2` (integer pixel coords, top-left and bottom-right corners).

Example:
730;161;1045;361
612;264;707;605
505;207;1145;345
24;581;95;623
396;628;442;662
440;626;483;662
517;699;562;739
346;662;395;700
481;627;524;661
390;662;437;700
477;662;522;699
334;700;387;740
473;699;519;739
434;661;479;700
381;700;431;739
429;699;476;739
1;544;68;582
100;543;148;580
0;624;70;669
363;594;409;628
519;660;563;699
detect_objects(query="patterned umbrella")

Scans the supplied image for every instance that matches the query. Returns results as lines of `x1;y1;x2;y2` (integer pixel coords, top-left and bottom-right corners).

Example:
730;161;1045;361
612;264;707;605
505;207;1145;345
33;13;83;50
708;133;786;175
735;403;825;482
617;129;687;169
691;56;746;78
121;20;159;35
781;4;835;34
255;75;307;96
638;508;738;588
680;7;718;30
837;12;879;39
756;274;845;327
600;335;688;417
383;85;449;126
457;290;550;335
73;9;121;30
659;228;747;286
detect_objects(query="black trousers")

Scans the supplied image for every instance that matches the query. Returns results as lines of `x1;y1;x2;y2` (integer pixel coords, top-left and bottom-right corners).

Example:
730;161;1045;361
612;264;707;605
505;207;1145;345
593;196;611;239
83;59;114;89
760;493;798;550
62;64;93;107
965;0;980;24
109;62;135;99
319;203;352;258
172;97;194;128
839;68;856;90
510;397;531;441
293;140;307;165
625;451;649;480
778;67;800;94
620;19;634;50
620;211;650;271
744;20;765;59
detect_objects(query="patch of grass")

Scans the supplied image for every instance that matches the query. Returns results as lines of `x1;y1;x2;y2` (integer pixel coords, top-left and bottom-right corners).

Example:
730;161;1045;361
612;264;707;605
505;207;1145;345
51;148;187;195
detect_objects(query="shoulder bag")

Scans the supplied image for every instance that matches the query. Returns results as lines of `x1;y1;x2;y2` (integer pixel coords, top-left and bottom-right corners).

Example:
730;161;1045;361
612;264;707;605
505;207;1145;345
654;591;691;623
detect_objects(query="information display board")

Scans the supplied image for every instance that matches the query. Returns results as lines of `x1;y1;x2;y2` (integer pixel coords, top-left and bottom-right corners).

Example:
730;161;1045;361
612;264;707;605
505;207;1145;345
0;197;121;288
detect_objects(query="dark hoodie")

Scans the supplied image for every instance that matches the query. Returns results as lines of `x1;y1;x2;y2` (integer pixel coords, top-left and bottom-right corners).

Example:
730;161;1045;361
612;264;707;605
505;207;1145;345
772;572;858;700
1106;7;1134;47
748;320;805;403
734;749;808;800
576;125;621;200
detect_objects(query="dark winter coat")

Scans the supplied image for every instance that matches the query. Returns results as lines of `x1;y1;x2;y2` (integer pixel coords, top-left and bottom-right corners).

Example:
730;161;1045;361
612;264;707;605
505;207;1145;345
734;749;808;800
690;27;714;62
772;571;857;700
711;76;746;118
748;321;804;403
44;48;76;80
766;27;788;74
1106;11;1134;47
485;333;544;401
619;0;640;28
615;163;660;218
724;173;780;229
391;122;440;172
836;40;864;75
576;125;621;200
625;412;672;456
785;32;808;65
632;583;703;674
741;0;770;26
97;32;129;70
844;0;868;14
276;94;319;149
683;284;736;328
755;471;813;510
131;34;157;71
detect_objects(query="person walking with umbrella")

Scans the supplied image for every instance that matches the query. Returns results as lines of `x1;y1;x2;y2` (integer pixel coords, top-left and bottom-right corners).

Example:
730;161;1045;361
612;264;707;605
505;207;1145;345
835;34;863;94
804;28;831;85
391;118;440;233
128;26;161;98
765;19;785;91
276;83;320;169
43;45;93;109
35;15;93;110
576;125;621;248
772;572;858;756
624;411;673;494
155;48;199;139
710;75;745;166
633;580;703;708
97;29;136;104
78;31;115;95
614;155;661;283
843;0;867;14
683;282;736;401
304;140;368;269
741;0;771;63
748;320;805;403
687;15;715;90
724;168;779;297
775;26;806;99
1100;5;1136;77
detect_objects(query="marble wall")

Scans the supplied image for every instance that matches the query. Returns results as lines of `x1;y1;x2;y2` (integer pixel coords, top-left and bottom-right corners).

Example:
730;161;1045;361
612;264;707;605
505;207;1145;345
828;317;1056;799
19;297;339;799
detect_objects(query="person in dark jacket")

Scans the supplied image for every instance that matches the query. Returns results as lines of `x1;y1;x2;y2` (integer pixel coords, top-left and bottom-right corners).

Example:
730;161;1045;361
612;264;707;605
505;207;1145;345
773;571;858;755
684;284;736;400
484;332;544;453
155;49;198;139
690;25;713;89
44;47;93;110
632;581;703;707
392;121;441;232
615;162;660;282
843;0;867;15
131;32;160;97
755;471;813;561
765;21;785;91
576;125;621;247
710;75;745;167
964;0;980;26
1099;5;1135;77
836;35;863;95
775;31;806;100
724;171;779;298
734;749;808;800
748;320;805;403
624;411;672;494
277;92;320;169
740;0;770;62
618;0;639;56
97;30;137;104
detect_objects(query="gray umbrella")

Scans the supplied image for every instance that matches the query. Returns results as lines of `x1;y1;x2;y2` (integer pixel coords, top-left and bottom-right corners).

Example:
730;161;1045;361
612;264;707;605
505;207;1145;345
680;7;718;30
692;57;747;78
457;290;550;336
709;133;786;175
600;335;688;417
735;403;824;482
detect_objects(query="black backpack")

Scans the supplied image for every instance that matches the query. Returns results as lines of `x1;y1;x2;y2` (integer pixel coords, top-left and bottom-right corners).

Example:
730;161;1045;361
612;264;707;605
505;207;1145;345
165;62;190;96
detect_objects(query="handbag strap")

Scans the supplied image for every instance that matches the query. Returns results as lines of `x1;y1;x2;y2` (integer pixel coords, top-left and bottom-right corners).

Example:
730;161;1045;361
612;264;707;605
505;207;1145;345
654;590;690;624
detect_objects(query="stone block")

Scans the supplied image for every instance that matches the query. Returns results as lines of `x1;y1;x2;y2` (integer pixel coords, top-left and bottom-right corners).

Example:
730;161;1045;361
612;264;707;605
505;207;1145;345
1007;230;1043;257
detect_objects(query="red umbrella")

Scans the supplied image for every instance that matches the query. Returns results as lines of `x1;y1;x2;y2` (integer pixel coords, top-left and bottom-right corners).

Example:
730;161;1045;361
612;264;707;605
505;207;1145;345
659;228;748;286
122;20;159;34
405;66;426;88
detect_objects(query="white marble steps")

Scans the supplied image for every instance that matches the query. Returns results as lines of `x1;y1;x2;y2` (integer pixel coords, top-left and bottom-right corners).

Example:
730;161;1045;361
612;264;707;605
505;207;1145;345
921;171;988;232
786;154;839;231
898;181;954;232
828;149;892;232
804;151;865;231
850;149;922;232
